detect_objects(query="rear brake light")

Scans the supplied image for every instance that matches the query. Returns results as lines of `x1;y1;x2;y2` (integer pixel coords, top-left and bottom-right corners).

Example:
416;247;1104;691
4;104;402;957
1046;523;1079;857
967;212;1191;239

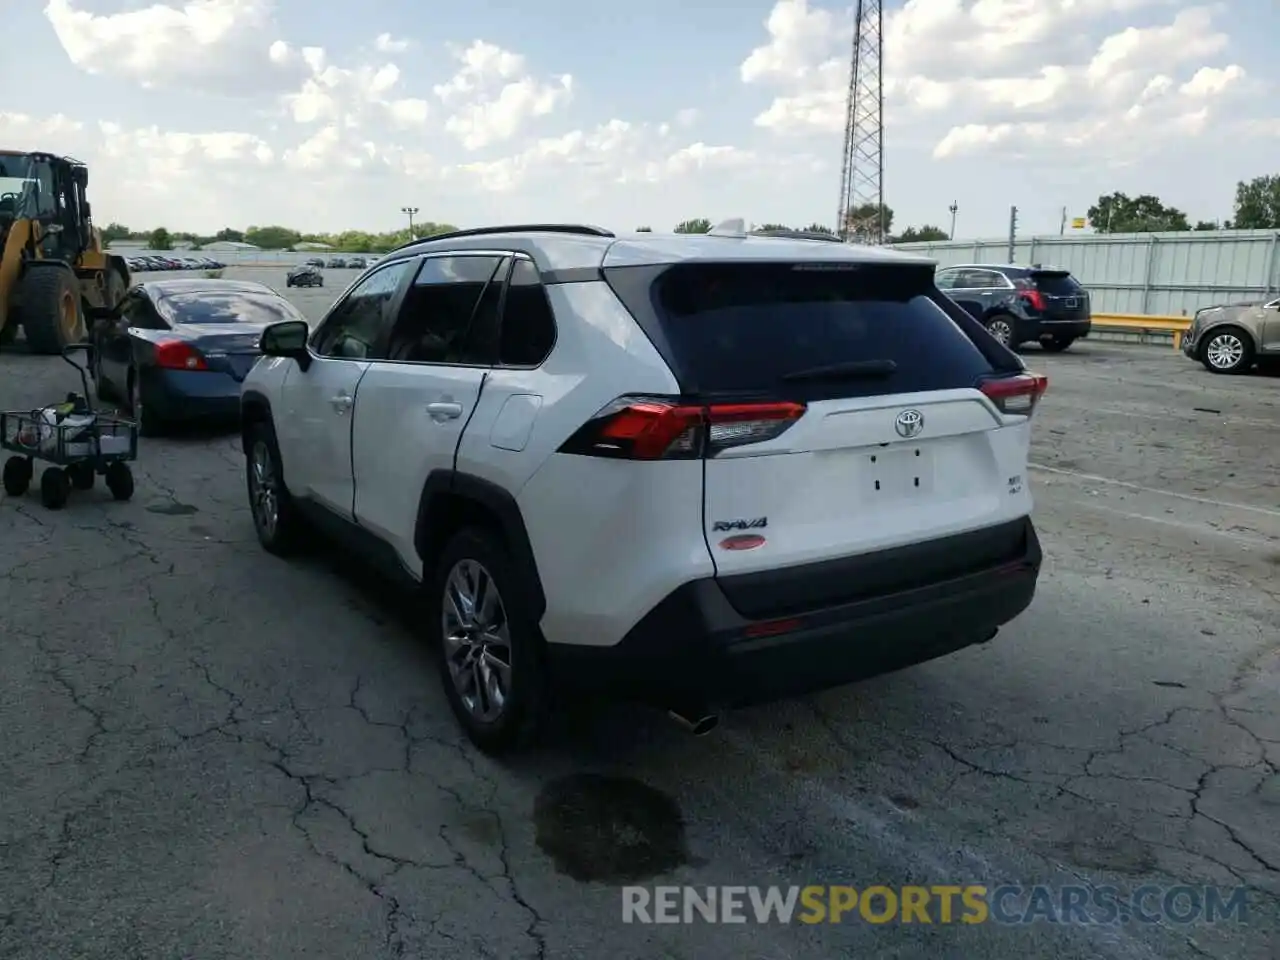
1019;290;1047;311
154;340;208;371
979;372;1047;416
558;396;806;460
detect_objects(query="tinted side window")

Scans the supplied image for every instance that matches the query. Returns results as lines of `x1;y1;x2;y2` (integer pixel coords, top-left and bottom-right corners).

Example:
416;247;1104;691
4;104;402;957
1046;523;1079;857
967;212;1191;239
312;260;412;359
632;261;995;400
386;255;505;364
934;270;958;290
1031;272;1083;295
499;259;557;367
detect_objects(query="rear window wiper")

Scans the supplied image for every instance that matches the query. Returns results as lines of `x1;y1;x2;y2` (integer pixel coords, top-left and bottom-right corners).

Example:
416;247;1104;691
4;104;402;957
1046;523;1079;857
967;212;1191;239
781;359;897;382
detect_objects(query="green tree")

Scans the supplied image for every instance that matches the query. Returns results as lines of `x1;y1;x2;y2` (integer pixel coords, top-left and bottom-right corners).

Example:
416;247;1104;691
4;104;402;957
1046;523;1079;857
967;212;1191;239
1086;192;1190;232
757;223;790;231
1232;175;1280;229
635;226;653;232
244;225;302;249
1193;221;1219;231
100;222;131;244
802;223;836;236
146;227;171;250
843;203;894;241
215;227;245;243
893;225;949;243
674;218;712;233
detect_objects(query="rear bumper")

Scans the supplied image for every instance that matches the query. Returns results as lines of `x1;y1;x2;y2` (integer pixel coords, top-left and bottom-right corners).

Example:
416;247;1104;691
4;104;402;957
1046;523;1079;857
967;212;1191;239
1021;318;1091;341
546;517;1042;709
139;368;242;422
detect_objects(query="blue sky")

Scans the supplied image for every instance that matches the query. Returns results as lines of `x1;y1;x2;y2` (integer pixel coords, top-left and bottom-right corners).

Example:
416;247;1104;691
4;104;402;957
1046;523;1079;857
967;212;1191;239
1;1;1275;238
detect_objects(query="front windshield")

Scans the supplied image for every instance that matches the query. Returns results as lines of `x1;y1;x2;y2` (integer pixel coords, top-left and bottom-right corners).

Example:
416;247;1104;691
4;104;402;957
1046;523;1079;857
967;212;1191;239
0;155;49;218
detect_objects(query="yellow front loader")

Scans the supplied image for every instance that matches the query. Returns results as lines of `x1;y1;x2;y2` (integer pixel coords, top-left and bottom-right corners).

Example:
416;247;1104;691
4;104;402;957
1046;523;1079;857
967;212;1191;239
0;150;129;354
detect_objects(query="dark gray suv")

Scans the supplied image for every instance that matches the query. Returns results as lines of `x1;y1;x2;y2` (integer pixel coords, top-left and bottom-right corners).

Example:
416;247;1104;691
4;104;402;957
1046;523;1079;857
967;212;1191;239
936;263;1092;352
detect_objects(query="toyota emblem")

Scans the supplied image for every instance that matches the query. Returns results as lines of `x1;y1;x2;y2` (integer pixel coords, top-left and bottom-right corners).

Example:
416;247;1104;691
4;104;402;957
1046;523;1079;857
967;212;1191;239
894;409;924;438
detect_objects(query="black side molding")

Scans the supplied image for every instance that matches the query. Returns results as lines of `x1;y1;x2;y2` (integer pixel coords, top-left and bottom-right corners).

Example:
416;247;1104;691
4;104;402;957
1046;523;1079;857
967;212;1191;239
415;470;547;619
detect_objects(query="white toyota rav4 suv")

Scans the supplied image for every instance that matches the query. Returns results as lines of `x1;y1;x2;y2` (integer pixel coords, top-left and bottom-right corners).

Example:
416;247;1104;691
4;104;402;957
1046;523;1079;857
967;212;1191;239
240;223;1047;754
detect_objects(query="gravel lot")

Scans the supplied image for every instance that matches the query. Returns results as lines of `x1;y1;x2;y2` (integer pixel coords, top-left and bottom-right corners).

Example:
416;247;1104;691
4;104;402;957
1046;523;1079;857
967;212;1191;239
1;266;1277;959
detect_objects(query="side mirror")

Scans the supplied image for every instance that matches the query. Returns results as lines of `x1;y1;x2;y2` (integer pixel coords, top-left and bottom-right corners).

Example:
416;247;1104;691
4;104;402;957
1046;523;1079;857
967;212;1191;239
260;320;311;370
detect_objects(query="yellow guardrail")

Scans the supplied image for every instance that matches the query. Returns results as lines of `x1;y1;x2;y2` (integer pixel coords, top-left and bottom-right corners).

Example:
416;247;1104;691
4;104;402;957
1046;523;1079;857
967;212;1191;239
1090;313;1191;350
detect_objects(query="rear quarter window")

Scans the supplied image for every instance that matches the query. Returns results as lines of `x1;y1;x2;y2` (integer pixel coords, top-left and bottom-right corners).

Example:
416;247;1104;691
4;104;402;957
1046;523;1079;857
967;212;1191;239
614;261;997;400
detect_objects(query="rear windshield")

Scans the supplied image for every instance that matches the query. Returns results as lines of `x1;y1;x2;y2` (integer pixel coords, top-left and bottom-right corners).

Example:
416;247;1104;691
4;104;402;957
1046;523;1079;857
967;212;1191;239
622;262;996;399
156;290;307;325
1030;271;1082;296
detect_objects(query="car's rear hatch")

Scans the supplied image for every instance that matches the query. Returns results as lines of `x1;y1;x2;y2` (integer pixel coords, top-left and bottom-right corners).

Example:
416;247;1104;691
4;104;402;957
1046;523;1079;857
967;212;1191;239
604;258;1041;618
1026;269;1090;320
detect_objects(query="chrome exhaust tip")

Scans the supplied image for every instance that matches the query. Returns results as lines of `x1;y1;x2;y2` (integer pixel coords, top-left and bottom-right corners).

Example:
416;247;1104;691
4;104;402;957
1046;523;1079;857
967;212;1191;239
668;709;719;736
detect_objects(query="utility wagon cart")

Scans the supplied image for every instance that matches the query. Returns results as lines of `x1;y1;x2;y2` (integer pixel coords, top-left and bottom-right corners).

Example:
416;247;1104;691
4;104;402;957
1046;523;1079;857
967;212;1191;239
1;343;138;509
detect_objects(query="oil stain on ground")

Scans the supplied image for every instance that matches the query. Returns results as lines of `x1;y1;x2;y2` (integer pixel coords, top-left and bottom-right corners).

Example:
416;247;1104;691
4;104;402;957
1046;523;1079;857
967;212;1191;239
534;773;691;883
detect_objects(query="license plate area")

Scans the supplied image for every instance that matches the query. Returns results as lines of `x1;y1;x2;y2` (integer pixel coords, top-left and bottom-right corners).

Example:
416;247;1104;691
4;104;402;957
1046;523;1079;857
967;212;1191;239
866;446;934;498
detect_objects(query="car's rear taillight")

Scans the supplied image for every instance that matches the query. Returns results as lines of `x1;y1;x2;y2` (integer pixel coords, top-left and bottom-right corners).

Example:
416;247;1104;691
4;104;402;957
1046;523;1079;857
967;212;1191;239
558;396;806;459
1019;289;1047;311
979;372;1048;417
154;340;208;370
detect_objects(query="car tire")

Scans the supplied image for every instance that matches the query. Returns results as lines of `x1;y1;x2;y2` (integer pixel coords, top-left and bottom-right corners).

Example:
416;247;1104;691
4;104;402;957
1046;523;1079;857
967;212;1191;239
1039;336;1075;353
128;371;162;436
245;420;306;556
432;526;549;755
984;313;1017;348
1199;326;1254;375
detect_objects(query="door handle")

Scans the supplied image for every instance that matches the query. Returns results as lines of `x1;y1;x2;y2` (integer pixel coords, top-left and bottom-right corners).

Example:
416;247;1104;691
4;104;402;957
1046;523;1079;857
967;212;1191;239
330;393;354;412
426;401;463;420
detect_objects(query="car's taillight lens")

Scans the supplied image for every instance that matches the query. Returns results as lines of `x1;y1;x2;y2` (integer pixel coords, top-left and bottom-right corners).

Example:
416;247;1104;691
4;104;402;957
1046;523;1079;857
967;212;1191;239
1019;289;1047;311
979;372;1047;416
154;340;208;370
558;396;806;459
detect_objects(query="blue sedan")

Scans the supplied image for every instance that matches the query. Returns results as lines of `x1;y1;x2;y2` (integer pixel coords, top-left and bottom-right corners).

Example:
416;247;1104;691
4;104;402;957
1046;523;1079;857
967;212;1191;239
90;278;308;435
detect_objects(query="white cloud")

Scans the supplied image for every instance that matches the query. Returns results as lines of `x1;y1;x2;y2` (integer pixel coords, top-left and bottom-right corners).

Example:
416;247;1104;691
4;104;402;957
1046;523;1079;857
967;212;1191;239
373;32;411;53
44;0;301;94
741;0;1252;167
434;40;574;150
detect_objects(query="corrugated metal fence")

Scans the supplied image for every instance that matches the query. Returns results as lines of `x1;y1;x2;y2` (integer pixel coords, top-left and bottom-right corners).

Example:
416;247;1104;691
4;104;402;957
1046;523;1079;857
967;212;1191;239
891;229;1280;317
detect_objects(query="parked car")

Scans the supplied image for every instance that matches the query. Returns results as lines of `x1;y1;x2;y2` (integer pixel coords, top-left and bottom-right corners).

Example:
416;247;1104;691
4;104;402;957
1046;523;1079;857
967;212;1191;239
327;257;347;269
346;256;368;269
286;265;324;288
1181;296;1280;374
90;278;309;435
240;223;1047;753
935;263;1092;352
306;258;326;268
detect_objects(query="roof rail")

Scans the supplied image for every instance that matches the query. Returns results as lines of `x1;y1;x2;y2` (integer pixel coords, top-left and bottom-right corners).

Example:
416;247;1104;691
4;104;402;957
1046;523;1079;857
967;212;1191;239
749;229;843;243
391;223;615;252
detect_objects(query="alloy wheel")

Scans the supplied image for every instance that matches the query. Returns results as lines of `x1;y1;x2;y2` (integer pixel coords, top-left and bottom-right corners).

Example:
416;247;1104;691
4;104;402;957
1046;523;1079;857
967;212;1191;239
987;318;1013;346
1205;332;1244;371
249;440;279;539
441;558;513;723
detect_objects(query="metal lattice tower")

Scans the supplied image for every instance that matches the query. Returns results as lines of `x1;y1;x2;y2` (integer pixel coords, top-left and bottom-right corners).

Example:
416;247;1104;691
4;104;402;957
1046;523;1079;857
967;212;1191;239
836;0;884;244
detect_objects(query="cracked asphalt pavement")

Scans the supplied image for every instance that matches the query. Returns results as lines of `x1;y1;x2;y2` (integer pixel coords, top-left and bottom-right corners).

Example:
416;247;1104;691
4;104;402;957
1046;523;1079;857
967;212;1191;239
1;267;1276;959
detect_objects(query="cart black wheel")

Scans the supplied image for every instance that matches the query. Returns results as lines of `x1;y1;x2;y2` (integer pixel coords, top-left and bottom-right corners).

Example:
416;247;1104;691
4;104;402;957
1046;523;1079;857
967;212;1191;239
68;462;95;491
105;462;134;501
40;467;71;510
3;456;32;496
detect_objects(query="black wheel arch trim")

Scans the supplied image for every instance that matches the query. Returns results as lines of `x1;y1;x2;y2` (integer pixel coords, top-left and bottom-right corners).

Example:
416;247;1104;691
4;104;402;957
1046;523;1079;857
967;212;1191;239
240;389;275;453
415;469;547;619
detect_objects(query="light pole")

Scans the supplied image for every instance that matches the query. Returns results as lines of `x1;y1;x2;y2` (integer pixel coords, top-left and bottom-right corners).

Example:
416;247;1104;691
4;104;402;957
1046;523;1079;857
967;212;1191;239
948;202;958;240
401;206;419;239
